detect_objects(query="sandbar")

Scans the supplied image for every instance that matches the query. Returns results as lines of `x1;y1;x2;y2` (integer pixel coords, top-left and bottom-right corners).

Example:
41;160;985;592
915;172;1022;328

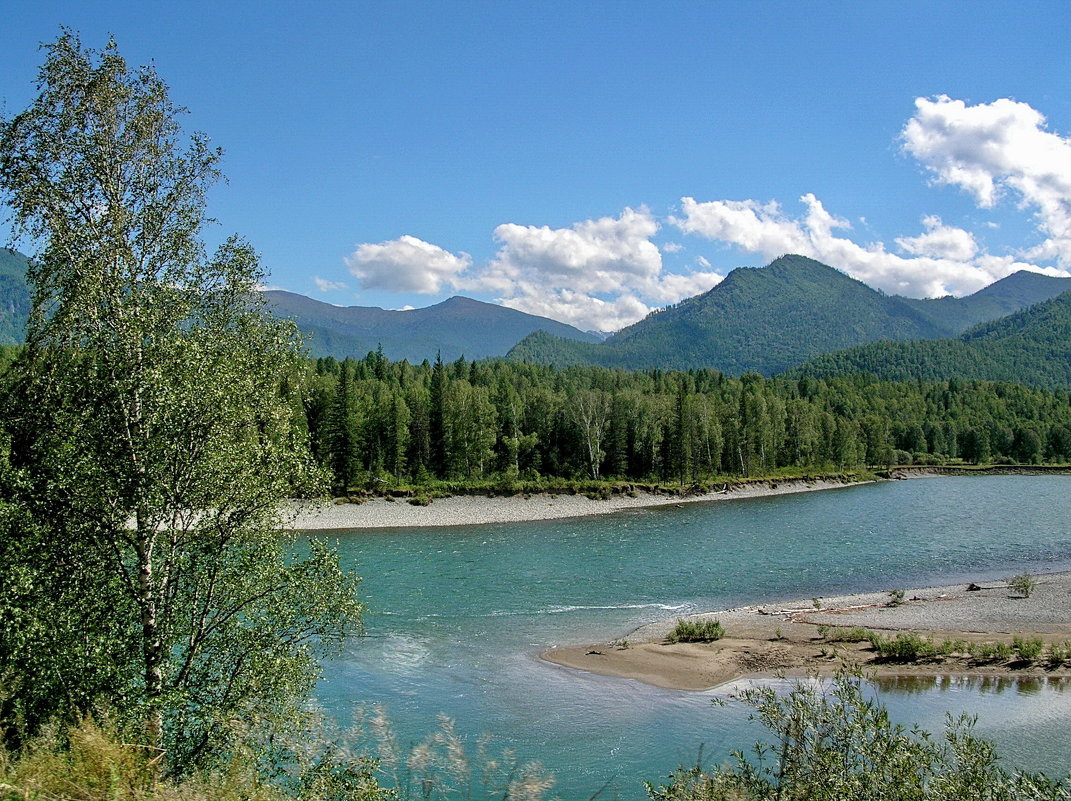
290;476;867;530
541;572;1071;691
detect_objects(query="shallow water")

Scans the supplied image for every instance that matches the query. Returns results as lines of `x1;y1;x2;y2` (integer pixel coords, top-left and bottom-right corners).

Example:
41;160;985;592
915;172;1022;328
314;476;1071;799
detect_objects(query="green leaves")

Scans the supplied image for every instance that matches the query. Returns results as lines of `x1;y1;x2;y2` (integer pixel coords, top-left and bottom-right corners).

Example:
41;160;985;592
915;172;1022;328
0;31;354;776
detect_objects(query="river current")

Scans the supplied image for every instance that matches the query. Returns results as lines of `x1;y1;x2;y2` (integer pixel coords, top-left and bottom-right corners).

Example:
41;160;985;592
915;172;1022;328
314;475;1071;799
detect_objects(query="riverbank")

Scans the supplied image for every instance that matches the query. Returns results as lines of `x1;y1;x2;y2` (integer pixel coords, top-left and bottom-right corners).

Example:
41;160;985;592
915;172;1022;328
541;571;1071;691
290;475;869;529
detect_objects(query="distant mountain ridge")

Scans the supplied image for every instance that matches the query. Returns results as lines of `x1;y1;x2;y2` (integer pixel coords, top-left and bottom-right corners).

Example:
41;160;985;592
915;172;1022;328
0;249;31;346
263;290;600;362
507;255;1071;375
792;288;1071;389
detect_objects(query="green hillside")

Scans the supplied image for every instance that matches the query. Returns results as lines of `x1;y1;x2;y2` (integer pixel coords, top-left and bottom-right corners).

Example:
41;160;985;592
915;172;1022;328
901;269;1071;331
793;290;1071;389
510;255;943;373
0;249;31;345
508;255;1071;375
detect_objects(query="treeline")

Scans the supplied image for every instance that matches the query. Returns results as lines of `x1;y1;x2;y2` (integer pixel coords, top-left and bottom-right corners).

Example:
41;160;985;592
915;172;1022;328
302;350;1071;491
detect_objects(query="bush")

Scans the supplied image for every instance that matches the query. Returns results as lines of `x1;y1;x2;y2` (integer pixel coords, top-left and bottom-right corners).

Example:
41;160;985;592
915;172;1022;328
667;618;725;643
869;632;937;661
820;626;874;643
1013;636;1045;661
1008;573;1038;598
887;588;905;606
1048;641;1071;666
645;672;1071;801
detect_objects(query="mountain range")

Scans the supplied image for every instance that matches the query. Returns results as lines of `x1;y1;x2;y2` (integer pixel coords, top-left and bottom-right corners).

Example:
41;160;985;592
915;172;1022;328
263;290;599;362
791;288;1071;390
1;249;1068;386
506;254;1071;376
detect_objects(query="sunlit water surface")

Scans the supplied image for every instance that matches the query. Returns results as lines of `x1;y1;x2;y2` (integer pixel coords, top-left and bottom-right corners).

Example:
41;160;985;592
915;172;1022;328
313;476;1071;799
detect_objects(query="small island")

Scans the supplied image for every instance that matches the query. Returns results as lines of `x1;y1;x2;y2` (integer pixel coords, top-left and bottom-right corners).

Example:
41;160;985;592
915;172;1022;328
543;572;1071;690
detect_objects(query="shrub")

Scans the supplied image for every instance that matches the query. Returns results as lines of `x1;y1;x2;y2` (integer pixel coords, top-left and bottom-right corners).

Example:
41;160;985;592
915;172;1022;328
969;642;998;661
645;672;1071;801
887;588;905;606
667;618;725;643
1048;641;1071;666
1008;573;1038;598
937;638;968;656
1013;636;1045;662
870;632;937;661
821;626;873;643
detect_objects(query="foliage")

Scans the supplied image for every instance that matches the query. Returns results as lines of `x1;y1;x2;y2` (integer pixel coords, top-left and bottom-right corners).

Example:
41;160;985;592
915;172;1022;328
1008;573;1038;598
867;633;939;661
0;710;392;801
668;618;725;643
1013;636;1045;662
888;588;905;606
645;673;1071;800
0;705;557;801
0;31;360;774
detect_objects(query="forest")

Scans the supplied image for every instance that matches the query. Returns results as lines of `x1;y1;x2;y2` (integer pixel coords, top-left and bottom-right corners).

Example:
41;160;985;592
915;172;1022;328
304;349;1071;493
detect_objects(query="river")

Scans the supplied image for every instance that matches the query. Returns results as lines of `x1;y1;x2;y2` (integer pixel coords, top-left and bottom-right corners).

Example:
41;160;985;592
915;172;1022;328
314;475;1071;799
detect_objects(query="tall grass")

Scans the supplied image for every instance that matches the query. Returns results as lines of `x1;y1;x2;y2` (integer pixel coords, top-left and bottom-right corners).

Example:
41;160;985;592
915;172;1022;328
667;619;725;643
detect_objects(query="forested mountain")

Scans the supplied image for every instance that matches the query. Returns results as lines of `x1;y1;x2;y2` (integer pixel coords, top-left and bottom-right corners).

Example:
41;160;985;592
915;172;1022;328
899;269;1071;332
263;291;601;361
0;252;598;360
793;289;1071;389
0;249;31;345
307;352;1071;490
507;255;1071;375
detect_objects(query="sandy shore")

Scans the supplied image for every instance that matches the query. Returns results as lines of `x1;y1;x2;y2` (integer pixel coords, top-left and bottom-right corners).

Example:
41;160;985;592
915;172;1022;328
541;571;1071;691
290;476;867;530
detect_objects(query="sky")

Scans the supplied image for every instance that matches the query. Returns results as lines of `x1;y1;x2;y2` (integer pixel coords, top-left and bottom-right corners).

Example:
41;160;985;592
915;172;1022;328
3;1;1071;333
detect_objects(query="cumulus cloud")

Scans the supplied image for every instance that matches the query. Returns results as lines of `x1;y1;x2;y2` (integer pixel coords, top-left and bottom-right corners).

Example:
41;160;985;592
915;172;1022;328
342;96;1071;327
674;188;1067;298
903;95;1071;264
343;211;723;331
313;276;349;292
895;216;978;261
463;208;722;329
345;235;472;294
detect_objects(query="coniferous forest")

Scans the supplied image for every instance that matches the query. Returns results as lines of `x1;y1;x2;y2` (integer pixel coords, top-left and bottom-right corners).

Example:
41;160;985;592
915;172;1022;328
303;350;1071;493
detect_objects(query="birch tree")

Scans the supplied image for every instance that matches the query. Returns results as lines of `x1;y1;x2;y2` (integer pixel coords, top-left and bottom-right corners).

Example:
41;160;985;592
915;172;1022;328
0;32;362;772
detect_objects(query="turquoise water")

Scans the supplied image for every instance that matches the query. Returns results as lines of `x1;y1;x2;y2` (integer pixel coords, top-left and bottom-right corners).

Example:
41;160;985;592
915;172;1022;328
315;476;1071;798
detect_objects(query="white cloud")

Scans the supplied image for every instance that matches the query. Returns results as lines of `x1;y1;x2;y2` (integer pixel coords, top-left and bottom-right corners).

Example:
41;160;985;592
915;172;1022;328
673;191;1067;298
345;210;721;331
488;207;663;288
313;276;349;292
341;96;1071;328
345;235;472;294
895;216;978;261
903;95;1071;264
500;288;652;334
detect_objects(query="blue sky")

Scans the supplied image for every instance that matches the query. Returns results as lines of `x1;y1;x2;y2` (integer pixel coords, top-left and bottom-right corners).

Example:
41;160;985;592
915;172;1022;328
3;1;1071;331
